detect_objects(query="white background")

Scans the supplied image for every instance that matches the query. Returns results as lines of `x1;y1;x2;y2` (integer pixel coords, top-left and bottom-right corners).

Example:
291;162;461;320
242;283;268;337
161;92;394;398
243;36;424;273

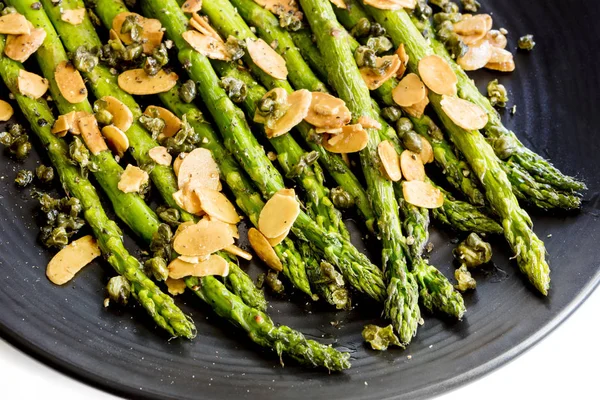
0;286;597;399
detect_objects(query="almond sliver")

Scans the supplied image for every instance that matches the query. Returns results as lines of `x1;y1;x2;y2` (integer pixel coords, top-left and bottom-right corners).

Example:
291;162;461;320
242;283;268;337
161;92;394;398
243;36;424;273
173;152;187;176
486;30;507;49
4;27;46;63
402;92;429;118
264;89;312;138
173;218;234;257
395;43;409;78
165;278;186;295
101;125;129;157
453;14;491;36
118;164;149;193
248;227;283;271
323;123;369;153
419;136;434;164
267;228;289;247
177;147;220;190
440;95;489;131
247;38;288;80
0;99;14;122
330;0;347;8
488;47;513;64
61;8;86;25
378;140;402;181
144;105;182;138
54;61;87;104
190;13;222;42
358;115;382;130
112;12;161;46
255;0;301;18
17;70;48;99
360;54;401;90
182;0;203;13
304;92;351;129
485;59;515;72
402;180;444;209
46;235;101;285
195;186;240;224
392;73;427;107
118;69;178;95
0;13;30;35
418;55;457;96
224;244;253;261
183;30;231;60
457;40;492;71
148;146;172;166
258;188;300;238
400;150;425;181
78;114;109;155
168;254;229;279
173;181;203;215
363;0;416;10
63;111;90;135
101;96;133;132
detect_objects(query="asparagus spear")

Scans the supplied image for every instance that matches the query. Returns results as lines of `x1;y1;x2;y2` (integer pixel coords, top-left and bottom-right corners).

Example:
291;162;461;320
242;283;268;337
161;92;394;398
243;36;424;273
139;0;387;302
362;3;551;295
298;0;420;342
0;37;195;338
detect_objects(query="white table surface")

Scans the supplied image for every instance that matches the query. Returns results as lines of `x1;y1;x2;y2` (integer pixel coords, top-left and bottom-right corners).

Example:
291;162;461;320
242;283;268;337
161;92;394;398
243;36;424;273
1;285;597;400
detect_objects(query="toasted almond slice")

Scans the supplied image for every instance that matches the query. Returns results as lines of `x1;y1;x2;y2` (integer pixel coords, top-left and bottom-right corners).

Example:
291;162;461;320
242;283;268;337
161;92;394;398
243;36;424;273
323;124;369;153
46;235;101;285
400;150;425;181
4;27;46;63
440;95;489;131
195;186;240;224
101;125;129;157
173;152;187;176
178;255;207;264
402;92;429;118
63;110;90;135
142;30;164;54
51;115;70;137
419;136;434;164
78;114;108;155
258;188;300;238
61;8;86;25
266;228;289;246
392;72;427;107
395;43;409;78
148;146;172;166
304;92;352;129
177;147;220;190
0;13;30;35
191;13;222;42
248;227;283;271
183;30;231;60
165;278;186;296
118;164;149;193
402;180;444;209
0;99;14;122
485;59;515;72
330;0;347;8
264;89;312;138
363;0;416;10
418;55;457;96
112;12;162;45
453;14;491;36
255;0;301;18
173;182;203;215
457;40;492;71
459;31;488;46
358;115;382;130
118;69;178;95
315;126;343;134
173;221;195;242
486;30;507;49
360;54;401;90
247;38;288;80
17;70;48;99
55;61;87;104
488;46;513;64
100;96;133;132
378;140;402;181
224;244;253;261
173;218;234;257
182;0;202;13
168;254;230;279
144;106;182;138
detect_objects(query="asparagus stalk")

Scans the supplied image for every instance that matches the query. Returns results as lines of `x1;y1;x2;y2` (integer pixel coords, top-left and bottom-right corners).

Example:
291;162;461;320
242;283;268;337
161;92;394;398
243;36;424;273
362;3;551;295
298;0;420;342
0;37;195;338
139;0;387;302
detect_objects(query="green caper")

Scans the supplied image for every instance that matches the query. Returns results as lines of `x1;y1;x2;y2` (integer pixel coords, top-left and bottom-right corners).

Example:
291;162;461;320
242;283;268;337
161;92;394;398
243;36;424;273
152;43;169;66
1;6;16;15
489;131;517;159
362;324;401;351
445;34;468;59
350;18;371;38
72;46;99;73
319;261;344;286
354;46;377;68
139;114;166;139
518;34;536;51
369;22;386;37
220;76;248;104
279;10;303;31
122;43;143;61
401;130;423;153
396;117;414;133
15;169;34;187
443;2;459;13
42;226;69;248
35;165;55;184
454;232;492;268
68;136;98;178
414;0;433;20
144;257;169;282
225;36;246;62
461;0;481;12
11;136;32;159
366;36;393;54
487;79;509;108
287;150;319;178
120;15;139;34
107;276;132;305
381;106;402;123
179;79;197;104
156;205;181;227
454;265;476;291
258;96;276;114
143;56;160;76
330;186;354;209
265;270;285;295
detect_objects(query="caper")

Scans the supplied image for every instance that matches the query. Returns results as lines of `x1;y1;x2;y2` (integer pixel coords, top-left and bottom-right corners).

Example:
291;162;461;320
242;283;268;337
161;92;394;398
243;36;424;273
369;22;386;37
143;56;160;76
454;232;492;268
107;276;132;305
156;205;181;227
362;324;401;351
279;10;303;31
139;114;166;139
461;0;481;12
487;79;509;108
152;43;169;66
330;186;354;209
414;0;433;20
1;6;16;15
144;257;169;282
72;46;99;73
366;36;393;54
225;36;246;62
220;76;248;104
265;270;285;295
15;169;34;187
350;18;371;38
518;34;536;51
179;79;197;104
454;265;476;291
36;165;54;184
396;117;413;133
401;130;423;153
354;46;377;68
122;43;143;61
381;106;402;123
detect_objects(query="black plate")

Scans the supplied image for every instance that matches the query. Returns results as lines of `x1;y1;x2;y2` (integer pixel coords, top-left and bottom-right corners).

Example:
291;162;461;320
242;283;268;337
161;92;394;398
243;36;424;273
1;0;599;399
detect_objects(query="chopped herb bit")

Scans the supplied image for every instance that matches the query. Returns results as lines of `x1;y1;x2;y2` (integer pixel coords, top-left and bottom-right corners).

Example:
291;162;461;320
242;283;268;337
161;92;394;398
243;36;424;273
107;276;131;305
518;34;536;51
486;79;509;108
15;169;34;187
362;324;402;351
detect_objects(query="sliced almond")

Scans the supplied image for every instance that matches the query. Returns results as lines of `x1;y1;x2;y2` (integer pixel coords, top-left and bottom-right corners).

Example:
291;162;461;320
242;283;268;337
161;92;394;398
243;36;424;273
323;123;369;153
17;70;48;99
61;8;86;25
266;228;289;246
168;254;229;279
485;59;515;72
178;255;207;264
400;150;425;181
190;13;222;42
144;106;182;138
459;31;488;46
363;0;416;10
358;115;382;130
418;55;457;96
101;96;133;132
54;61;87;104
304;92;351;129
264;89;312;138
173;181;203;215
247;38;288;80
248;227;283;271
118;164;149;193
101;125;129;157
330;0;347;8
402;92;429;118
0;13;30;35
488;46;514;65
395;43;409;78
173;221;195;242
148;146;172;166
254;0;301;18
173;152;187;176
183;30;230;60
142;30;164;54
112;12;162;46
360;54;401;90
486;30;507;49
51;116;70;137
195;186;240;224
173;218;234;257
315;126;343;134
457;40;492;71
0;99;14;122
453;14;491;36
182;0;202;13
419;136;434;164
78;114;109;155
224;244;253;261
165;278;186;295
46;235;101;285
118;69;178;95
4;27;46;63
402;180;444;209
377;140;402;181
60;110;90;135
440;95;489;131
392;73;427;107
177;147;220;190
258;188;300;239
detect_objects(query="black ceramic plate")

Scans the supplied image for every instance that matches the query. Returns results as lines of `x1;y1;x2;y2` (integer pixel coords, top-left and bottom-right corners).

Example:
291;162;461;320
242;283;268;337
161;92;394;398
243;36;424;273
1;0;599;399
